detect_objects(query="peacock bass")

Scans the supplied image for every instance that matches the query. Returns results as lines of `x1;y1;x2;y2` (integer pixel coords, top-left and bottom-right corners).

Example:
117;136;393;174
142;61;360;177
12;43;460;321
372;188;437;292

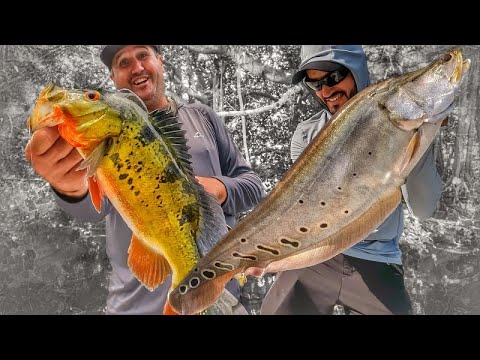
27;83;228;314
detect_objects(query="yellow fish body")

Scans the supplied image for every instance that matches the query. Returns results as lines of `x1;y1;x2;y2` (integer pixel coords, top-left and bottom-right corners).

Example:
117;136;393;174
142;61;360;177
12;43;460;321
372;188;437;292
28;84;227;314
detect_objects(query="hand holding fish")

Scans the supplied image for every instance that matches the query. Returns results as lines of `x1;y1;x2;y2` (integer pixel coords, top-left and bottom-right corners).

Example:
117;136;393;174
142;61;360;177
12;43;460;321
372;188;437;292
25;126;88;199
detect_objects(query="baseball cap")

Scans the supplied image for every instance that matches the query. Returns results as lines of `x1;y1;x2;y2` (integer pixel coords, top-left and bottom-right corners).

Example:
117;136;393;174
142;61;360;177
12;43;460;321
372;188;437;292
100;45;161;69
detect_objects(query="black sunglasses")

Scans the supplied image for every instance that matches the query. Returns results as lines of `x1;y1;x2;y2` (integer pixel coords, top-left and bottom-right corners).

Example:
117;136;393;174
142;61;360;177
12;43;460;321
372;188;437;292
303;66;351;91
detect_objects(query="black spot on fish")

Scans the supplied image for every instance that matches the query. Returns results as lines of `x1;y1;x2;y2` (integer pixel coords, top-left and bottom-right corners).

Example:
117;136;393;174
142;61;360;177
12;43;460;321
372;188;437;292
179;285;188;294
232;252;257;261
116;164;124;171
156;195;161;200
280;238;300;248
338;187;342;190
136;167;143;173
321;202;326;206
179;204;198;226
368;152;372;155
240;238;247;243
256;245;280;256
299;199;304;204
194;268;198;272
119;174;128;180
109;153;120;165
136;125;156;145
129;152;134;156
190;277;200;288
202;270;216;279
320;223;328;228
299;227;308;233
130;186;135;190
138;161;143;165
128;178;133;185
353;173;357;176
164;162;180;183
344;210;349;214
134;191;140;196
214;262;234;271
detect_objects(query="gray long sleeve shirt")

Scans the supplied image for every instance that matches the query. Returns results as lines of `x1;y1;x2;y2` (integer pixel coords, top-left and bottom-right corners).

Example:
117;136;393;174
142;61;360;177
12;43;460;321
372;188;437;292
54;102;266;314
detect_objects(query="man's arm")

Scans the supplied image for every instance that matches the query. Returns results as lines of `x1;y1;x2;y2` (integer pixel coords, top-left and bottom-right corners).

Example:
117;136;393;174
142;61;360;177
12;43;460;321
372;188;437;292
202;107;266;216
401;145;443;221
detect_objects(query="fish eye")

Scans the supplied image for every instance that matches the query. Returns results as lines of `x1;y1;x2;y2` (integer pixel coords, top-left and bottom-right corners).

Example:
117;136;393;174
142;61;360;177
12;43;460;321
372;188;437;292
443;53;452;62
85;91;101;101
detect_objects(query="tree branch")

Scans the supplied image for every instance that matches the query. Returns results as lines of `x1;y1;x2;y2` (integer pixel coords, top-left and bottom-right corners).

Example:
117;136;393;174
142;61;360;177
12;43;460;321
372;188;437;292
184;45;292;84
216;85;302;117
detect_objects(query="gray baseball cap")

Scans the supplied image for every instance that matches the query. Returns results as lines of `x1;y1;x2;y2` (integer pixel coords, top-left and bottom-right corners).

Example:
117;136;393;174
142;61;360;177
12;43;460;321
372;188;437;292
100;45;161;69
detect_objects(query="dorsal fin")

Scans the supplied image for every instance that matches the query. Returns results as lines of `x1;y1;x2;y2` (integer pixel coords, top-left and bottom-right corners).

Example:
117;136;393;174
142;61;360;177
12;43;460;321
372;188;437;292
117;88;149;112
148;107;194;178
148;107;228;256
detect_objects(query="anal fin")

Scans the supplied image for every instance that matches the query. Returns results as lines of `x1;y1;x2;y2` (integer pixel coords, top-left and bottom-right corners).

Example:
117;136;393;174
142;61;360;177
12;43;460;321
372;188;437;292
257;187;402;273
127;234;171;291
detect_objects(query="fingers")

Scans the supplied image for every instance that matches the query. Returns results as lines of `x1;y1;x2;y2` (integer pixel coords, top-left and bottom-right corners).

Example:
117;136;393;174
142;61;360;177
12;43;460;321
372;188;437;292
27;127;61;157
57;148;85;176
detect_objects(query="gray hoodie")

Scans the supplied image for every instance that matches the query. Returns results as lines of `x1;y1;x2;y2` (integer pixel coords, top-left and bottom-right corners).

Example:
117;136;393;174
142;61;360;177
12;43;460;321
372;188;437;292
290;45;443;265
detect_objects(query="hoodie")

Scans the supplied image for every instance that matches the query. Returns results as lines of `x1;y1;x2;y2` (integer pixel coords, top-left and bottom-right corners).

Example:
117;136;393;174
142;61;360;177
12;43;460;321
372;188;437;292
289;45;442;265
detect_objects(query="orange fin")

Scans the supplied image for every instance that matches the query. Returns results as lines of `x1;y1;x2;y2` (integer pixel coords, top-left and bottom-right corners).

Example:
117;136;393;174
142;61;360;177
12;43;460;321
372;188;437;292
88;176;103;213
127;234;171;291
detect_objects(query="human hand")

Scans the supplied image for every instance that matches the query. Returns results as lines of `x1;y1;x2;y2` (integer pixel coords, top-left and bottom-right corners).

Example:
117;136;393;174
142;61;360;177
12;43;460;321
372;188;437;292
244;267;266;278
25;126;88;199
195;176;227;204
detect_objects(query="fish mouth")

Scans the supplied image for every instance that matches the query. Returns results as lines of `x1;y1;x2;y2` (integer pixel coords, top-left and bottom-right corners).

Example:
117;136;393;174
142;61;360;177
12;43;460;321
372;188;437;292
27;82;66;133
448;49;470;85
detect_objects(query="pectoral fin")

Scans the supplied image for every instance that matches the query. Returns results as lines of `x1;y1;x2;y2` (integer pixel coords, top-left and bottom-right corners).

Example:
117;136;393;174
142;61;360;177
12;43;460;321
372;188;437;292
128;234;171;291
88;176;104;213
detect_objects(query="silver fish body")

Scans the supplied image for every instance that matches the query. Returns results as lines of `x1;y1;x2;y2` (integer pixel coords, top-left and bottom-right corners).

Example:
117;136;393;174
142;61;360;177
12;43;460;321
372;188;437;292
170;49;470;315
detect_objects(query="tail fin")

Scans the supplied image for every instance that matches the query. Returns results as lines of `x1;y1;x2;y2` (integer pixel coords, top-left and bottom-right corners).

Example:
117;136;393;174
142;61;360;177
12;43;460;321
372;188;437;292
168;268;243;315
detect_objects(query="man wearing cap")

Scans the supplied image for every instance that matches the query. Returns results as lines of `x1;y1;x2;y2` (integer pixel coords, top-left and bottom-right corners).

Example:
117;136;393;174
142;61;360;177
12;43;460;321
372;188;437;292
259;45;443;315
25;45;265;315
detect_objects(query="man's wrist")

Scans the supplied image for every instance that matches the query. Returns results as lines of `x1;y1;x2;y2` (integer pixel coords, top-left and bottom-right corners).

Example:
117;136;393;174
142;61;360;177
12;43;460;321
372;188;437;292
51;186;88;203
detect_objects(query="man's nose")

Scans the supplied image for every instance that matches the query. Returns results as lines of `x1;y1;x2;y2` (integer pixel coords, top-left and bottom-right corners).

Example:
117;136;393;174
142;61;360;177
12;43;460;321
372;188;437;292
319;84;335;98
131;60;144;74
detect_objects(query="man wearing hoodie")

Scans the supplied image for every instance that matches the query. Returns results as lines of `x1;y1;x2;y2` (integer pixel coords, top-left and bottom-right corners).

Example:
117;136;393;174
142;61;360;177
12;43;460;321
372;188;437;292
259;45;443;315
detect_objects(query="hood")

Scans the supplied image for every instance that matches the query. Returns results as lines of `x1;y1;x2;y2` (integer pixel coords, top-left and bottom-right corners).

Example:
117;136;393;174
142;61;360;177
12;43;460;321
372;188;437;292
292;45;370;111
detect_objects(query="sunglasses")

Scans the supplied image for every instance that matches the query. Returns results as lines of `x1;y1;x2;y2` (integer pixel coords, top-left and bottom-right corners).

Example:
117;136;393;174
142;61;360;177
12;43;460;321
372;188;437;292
303;67;351;91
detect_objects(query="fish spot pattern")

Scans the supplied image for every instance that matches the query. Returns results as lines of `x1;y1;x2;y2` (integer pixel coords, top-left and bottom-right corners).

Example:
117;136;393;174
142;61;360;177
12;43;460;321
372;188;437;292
280;238;300;248
232;252;257;261
201;270;216;280
179;285;188;294
189;277;200;288
214;262;234;271
256;245;280;256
